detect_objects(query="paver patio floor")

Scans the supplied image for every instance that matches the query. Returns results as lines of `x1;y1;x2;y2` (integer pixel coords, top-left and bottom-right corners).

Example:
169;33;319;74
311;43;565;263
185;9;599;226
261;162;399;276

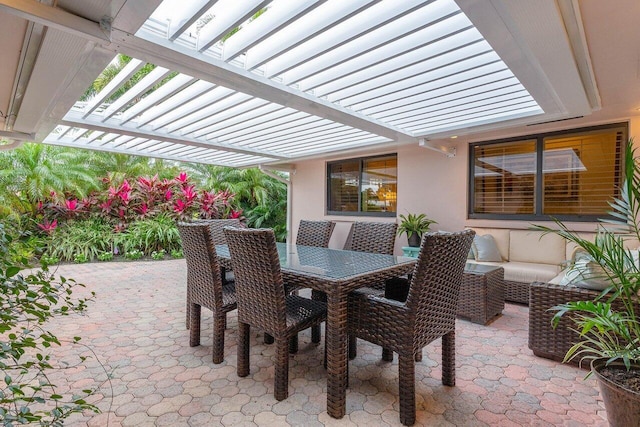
43;260;607;426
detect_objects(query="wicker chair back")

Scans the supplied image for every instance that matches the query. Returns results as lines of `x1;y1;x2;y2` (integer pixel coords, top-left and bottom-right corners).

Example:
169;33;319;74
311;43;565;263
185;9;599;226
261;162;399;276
296;220;335;247
193;218;242;245
223;227;287;332
344;221;397;254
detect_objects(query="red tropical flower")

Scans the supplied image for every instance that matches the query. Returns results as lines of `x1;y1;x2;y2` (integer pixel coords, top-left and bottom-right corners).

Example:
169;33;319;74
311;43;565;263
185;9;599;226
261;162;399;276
177;172;188;183
174;199;187;213
65;199;79;211
38;219;58;234
229;209;243;219
165;190;172;201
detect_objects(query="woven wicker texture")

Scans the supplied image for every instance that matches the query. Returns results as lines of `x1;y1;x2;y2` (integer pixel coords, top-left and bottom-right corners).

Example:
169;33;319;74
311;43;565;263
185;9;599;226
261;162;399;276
296;220;335;247
458;265;505;325
505;279;531;304
177;222;237;364
528;281;639;366
347;230;474;426
312;221;397;343
223;227;327;401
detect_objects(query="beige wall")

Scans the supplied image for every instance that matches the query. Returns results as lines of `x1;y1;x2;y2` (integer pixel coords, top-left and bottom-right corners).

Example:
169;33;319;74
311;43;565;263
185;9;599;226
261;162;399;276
290;118;640;255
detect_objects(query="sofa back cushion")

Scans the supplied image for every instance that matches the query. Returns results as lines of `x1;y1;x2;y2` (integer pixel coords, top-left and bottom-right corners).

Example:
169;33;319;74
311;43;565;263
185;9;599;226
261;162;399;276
565;232;640;260
509;230;565;265
468;228;510;261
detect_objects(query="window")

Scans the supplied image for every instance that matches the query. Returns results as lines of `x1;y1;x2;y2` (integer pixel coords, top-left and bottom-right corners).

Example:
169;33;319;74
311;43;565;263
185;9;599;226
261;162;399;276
327;154;397;216
469;123;627;221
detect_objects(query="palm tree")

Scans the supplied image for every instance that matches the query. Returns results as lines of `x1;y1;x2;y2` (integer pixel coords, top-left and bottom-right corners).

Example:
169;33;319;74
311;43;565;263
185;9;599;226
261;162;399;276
0;144;98;214
89;152;152;186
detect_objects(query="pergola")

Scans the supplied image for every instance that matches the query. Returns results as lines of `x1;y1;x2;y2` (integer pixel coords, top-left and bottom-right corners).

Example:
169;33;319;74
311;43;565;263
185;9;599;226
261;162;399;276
0;0;605;169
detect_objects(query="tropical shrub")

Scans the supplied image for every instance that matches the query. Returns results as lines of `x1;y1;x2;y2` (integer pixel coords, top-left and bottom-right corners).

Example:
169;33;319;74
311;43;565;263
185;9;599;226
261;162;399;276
170;249;183;258
0;223;98;424
48;218;113;262
151;249;166;260
123;214;181;255
97;251;114;261
124;249;143;260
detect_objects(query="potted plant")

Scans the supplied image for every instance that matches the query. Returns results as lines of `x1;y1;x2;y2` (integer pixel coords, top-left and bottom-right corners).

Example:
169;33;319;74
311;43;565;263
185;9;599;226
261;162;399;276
534;141;640;426
397;213;437;247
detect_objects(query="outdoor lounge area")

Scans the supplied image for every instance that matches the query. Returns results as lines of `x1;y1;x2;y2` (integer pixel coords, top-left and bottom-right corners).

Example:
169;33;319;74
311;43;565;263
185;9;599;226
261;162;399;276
45;259;606;426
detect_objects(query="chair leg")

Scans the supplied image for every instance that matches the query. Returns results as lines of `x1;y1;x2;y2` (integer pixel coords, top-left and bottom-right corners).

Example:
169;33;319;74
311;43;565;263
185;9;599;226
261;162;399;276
415;349;422;362
398;353;416;426
289;334;298;354
274;338;290;401
442;331;455;386
185;296;191;329
237;322;250;377
348;334;357;360
382;348;393;361
212;313;226;364
311;324;321;344
188;303;201;347
264;333;274;344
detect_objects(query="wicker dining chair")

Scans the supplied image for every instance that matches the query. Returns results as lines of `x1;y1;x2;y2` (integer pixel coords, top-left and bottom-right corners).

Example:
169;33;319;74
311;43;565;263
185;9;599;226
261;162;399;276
295;220;335;247
183;219;241;329
223;227;327;401
311;221;397;344
347;230;474;426
177;222;237;364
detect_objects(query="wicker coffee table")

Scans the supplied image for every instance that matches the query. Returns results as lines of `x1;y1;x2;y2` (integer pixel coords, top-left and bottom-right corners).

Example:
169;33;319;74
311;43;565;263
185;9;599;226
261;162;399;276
457;263;505;325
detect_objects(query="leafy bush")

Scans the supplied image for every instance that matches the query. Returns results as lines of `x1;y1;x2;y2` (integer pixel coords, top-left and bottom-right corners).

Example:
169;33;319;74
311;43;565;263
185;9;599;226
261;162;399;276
49;218;113;261
170;249;183;258
124;215;181;255
151;249;165;260
40;253;60;266
124;249;143;260
73;253;89;263
97;251;114;261
0;223;99;424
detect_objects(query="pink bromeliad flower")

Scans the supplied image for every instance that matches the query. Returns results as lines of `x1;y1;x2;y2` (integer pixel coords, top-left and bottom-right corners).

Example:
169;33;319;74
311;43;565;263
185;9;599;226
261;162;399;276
120;179;131;193
165;189;172;201
176;172;188;183
65;199;78;211
136;204;149;215
38;219;58;234
174;199;187;213
181;185;197;202
229;210;243;219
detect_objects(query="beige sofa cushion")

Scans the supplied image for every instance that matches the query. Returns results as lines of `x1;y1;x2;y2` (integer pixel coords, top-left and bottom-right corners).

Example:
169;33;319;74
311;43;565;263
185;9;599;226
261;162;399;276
468;228;510;261
509;230;565;265
501;261;561;284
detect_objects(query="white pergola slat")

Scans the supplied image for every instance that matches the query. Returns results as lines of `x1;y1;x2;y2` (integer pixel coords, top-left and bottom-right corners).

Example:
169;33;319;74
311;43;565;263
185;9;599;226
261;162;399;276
43;0;544;167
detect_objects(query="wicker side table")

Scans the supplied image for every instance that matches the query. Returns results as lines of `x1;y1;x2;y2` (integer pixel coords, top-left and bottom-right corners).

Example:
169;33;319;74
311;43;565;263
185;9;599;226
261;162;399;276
457;263;505;325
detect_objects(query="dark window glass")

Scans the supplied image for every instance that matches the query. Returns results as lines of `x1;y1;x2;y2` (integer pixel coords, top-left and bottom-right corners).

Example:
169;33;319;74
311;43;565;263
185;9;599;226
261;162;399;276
327;154;397;216
469;123;627;221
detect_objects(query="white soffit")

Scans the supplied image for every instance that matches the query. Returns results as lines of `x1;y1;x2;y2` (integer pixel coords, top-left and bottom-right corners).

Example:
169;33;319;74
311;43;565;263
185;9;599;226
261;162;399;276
39;0;562;166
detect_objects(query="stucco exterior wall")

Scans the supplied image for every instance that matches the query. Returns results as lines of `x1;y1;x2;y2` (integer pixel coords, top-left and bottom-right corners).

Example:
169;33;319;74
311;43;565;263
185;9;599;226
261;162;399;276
290;118;640;255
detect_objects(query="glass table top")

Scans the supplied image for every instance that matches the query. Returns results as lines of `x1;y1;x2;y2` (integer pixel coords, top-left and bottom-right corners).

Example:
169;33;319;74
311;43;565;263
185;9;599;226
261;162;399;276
216;242;416;280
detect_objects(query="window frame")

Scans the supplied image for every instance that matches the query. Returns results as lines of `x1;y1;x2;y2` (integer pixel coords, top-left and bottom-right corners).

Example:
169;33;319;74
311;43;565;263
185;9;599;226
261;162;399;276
467;122;628;222
326;153;397;217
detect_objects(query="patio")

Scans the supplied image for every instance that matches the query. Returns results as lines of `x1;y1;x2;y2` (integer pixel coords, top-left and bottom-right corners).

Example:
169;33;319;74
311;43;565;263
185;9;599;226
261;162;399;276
44;259;607;426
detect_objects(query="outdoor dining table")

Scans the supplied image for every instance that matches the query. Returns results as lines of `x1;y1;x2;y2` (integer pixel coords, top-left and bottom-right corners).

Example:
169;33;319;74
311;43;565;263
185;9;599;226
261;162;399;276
215;242;417;419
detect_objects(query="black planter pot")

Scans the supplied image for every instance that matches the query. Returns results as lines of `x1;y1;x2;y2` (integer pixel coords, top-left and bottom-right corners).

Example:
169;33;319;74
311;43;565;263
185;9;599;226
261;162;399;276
591;358;640;427
407;234;421;247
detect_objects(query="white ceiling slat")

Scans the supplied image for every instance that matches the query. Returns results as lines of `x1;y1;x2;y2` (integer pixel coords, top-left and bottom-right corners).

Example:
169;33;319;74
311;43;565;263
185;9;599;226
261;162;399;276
222;0;325;62
166;0;220;41
346;65;512;112
310;32;486;98
149;86;235;131
373;79;521;119
327;48;499;104
245;0;378;71
284;134;388;155
196;0;272;52
83;59;145;118
168;92;253;134
61;110;286;160
179;96;266;136
282;1;461;86
300;22;479;94
337;54;503;107
190;100;276;138
390;94;534;126
236;120;341;147
252;126;361;150
101;66;173;121
119;74;196;124
203;107;297;140
135;80;215;128
111;135;136;148
264;0;428;79
217;112;312;142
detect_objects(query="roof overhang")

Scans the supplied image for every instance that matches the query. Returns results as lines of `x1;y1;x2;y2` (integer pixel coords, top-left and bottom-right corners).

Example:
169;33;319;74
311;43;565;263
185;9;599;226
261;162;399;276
0;0;602;166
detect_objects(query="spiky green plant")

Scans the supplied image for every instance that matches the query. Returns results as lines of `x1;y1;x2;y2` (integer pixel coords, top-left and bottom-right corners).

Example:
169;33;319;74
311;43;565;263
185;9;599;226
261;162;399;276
533;140;640;370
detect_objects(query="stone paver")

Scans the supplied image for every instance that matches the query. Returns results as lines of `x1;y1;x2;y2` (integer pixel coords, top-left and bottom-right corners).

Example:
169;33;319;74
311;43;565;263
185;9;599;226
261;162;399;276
41;260;607;426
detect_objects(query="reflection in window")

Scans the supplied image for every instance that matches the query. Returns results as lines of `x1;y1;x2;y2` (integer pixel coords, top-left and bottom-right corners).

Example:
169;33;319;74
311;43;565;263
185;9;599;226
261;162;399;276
327;154;397;216
469;123;626;221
